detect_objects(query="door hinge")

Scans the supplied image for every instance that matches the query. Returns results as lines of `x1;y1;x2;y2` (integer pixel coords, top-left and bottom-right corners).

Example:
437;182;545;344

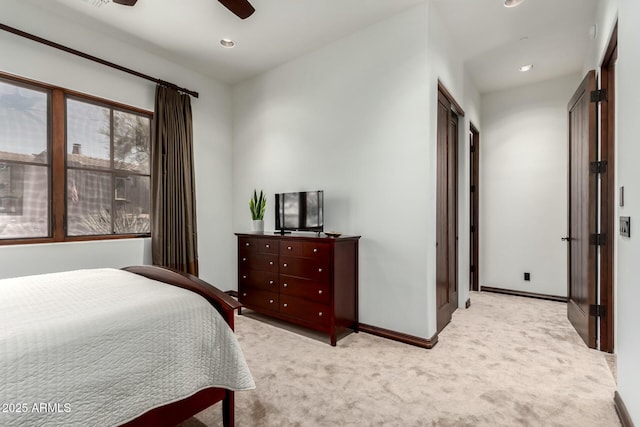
590;89;607;103
589;304;606;317
590;233;606;246
470;265;475;273
471;185;476;193
470;225;475;233
590;161;608;174
470;144;475;153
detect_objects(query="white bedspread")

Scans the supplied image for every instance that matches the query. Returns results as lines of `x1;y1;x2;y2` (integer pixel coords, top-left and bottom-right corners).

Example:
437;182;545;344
0;268;255;427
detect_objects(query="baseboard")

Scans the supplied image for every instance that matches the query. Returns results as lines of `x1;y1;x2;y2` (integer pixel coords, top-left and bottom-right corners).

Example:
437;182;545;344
614;391;635;427
225;290;238;298
358;323;438;349
465;298;471;309
481;286;567;303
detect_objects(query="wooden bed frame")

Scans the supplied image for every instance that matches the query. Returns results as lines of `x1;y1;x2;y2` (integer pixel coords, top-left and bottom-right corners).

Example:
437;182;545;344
120;266;243;427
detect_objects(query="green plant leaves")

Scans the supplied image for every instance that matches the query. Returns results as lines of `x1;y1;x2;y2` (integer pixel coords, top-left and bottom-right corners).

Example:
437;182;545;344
249;189;266;220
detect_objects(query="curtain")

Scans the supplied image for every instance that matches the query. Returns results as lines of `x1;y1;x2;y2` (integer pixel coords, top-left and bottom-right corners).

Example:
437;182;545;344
152;85;198;275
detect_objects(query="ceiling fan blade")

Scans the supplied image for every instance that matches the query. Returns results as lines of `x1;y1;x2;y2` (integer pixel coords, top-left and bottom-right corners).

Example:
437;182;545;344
218;0;255;19
112;0;138;5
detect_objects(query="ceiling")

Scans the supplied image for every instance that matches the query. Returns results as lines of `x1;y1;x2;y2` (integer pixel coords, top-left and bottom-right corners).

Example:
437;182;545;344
432;0;598;93
21;0;598;93
22;0;425;85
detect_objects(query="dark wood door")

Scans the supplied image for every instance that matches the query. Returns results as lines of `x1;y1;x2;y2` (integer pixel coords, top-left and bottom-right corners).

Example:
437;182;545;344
436;90;459;332
567;70;598;348
469;124;480;292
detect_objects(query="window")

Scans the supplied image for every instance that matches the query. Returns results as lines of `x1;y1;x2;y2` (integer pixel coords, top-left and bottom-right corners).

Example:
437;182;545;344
0;74;152;244
66;98;151;236
0;79;50;240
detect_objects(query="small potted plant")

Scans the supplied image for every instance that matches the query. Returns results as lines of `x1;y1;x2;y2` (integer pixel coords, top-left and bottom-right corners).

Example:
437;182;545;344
249;189;266;232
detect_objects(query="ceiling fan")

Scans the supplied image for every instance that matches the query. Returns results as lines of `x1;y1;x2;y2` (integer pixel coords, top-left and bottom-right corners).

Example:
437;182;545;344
111;0;255;20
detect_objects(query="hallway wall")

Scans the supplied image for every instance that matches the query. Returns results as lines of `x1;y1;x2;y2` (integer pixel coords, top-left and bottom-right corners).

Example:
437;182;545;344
480;73;581;297
616;0;640;420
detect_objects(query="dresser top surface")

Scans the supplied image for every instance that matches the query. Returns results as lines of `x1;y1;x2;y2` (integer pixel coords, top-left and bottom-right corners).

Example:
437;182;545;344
235;232;360;241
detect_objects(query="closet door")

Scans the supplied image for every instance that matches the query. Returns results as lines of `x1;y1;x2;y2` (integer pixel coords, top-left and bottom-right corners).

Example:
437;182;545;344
436;90;459;333
566;70;598;348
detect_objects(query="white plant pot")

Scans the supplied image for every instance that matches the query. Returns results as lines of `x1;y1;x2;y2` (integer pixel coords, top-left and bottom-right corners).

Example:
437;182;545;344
252;220;264;232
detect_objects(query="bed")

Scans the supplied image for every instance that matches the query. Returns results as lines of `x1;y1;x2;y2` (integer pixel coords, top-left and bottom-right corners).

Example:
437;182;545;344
0;265;255;427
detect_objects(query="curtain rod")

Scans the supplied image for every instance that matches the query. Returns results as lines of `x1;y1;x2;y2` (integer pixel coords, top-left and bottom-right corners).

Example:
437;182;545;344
0;22;199;98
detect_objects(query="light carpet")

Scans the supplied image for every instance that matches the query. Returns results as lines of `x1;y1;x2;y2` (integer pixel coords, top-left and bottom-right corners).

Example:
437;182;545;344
180;291;619;426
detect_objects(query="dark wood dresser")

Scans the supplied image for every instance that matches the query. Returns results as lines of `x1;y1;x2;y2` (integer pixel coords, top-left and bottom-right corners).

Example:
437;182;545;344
235;232;360;346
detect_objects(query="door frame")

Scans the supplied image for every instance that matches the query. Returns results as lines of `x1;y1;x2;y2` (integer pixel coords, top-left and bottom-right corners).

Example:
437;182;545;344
599;22;617;353
469;123;480;292
449;109;459;315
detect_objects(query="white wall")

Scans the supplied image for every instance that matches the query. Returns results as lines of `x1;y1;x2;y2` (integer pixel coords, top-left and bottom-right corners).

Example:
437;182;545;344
616;0;640;420
583;0;619;74
233;4;436;337
0;0;235;289
0;239;151;278
480;74;580;297
232;2;478;338
459;70;481;307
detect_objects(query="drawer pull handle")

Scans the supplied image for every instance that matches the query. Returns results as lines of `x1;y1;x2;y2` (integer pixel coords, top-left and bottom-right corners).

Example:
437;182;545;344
269;299;274;304
242;257;247;261
287;246;292;250
283;283;288;288
269;261;274;265
313;248;318;253
318;290;323;295
283;263;288;267
266;244;270;248
269;280;274;285
318;268;323;272
283;303;288;308
242;293;247;297
318;312;323;317
242;275;247;279
245;242;250;246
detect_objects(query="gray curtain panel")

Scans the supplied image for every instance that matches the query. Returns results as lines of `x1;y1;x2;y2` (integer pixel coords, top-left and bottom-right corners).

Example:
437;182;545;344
152;85;199;275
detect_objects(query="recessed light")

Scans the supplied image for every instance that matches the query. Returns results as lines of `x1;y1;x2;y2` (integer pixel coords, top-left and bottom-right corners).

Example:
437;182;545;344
504;0;526;8
220;39;235;48
519;64;533;72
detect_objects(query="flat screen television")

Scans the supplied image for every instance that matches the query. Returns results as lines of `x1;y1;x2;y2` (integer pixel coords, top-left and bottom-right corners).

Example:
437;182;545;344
275;190;324;233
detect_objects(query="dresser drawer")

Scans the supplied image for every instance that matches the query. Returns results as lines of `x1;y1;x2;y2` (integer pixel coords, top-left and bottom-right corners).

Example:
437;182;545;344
239;238;278;255
239;253;279;273
239;288;279;312
239;270;279;291
280;240;303;257
280;275;330;304
302;242;330;261
280;295;330;327
280;256;330;282
280;241;330;263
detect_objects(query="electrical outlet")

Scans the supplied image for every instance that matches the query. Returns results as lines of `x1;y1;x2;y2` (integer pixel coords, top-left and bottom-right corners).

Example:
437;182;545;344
524;272;531;281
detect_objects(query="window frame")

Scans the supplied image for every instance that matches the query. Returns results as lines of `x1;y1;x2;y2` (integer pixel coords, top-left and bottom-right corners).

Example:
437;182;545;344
0;71;153;245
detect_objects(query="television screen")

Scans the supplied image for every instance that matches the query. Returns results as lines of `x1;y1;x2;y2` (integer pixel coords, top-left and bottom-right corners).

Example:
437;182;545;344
275;190;323;232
